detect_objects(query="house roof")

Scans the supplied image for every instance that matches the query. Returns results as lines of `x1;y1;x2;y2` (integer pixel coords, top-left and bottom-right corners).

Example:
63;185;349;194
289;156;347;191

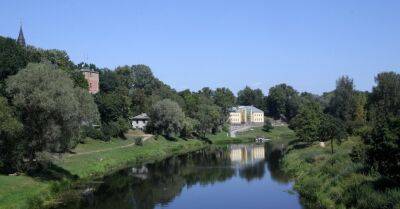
132;113;150;120
230;106;264;113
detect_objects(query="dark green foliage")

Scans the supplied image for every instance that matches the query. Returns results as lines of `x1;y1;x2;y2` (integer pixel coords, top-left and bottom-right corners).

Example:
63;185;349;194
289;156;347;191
266;83;300;121
95;92;131;123
82;125;105;140
363;72;400;183
214;87;235;115
326;76;367;134
0;96;23;172
290;101;324;143
237;86;264;108
147;99;185;138
5;63;99;171
0;37;40;81
263;120;273;132
102;117;130;139
194;104;222;138
320;114;347;154
180;117;198;138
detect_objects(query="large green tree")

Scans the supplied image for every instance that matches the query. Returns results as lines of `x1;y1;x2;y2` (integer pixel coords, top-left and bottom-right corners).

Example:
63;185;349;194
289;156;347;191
237;86;264;108
147;99;185;138
319;114;347;154
6;63;99;169
194;104;222;138
289;101;323;143
0;96;23;172
364;72;400;182
327;76;359;132
266;84;300;121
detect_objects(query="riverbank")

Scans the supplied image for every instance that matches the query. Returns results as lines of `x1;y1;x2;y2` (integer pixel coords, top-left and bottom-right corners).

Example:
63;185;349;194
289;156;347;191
0;135;206;209
282;137;400;209
0;126;296;209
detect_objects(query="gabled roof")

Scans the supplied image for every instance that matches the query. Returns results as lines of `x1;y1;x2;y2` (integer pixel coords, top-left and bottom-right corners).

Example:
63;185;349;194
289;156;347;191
132;113;150;120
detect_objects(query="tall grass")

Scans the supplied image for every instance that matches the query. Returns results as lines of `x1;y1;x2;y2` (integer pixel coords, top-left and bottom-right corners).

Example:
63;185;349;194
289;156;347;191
283;137;400;209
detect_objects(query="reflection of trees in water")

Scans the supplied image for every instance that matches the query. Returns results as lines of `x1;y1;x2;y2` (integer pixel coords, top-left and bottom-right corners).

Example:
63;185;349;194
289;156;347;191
239;161;266;181
265;143;291;183
80;148;235;209
78;145;293;209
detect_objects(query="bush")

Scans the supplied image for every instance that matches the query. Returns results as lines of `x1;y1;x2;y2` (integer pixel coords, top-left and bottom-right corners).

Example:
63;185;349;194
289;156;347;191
133;137;143;146
102;117;130;139
82;125;106;141
263;120;273;132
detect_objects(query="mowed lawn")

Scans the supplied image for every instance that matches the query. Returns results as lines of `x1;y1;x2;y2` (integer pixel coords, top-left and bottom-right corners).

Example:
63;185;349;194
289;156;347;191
235;126;296;145
0;134;206;209
0;175;49;209
53;136;206;179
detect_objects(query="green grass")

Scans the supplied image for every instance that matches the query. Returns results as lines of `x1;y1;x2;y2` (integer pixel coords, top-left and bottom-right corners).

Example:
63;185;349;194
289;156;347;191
283;137;400;209
0;175;49;209
54;136;206;179
0;126;295;209
0;135;206;209
210;126;296;145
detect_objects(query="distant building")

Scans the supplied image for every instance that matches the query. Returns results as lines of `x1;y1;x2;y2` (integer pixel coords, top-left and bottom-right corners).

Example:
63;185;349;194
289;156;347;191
229;106;264;125
131;113;150;130
81;69;99;94
17;25;26;47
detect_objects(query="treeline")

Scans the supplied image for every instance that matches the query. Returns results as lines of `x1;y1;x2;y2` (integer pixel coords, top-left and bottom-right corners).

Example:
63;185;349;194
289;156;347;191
1;35;399;187
237;73;400;185
0;36;235;174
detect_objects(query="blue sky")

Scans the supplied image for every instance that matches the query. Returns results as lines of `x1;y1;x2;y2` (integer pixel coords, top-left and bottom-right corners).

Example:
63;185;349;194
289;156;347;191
1;0;399;94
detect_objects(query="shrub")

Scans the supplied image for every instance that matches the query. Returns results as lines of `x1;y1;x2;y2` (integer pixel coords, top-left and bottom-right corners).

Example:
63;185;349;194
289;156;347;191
263;120;273;132
82;125;106;141
133;137;143;146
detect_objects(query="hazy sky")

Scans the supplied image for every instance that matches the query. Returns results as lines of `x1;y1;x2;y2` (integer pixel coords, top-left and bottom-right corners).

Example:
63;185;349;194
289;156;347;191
1;0;399;94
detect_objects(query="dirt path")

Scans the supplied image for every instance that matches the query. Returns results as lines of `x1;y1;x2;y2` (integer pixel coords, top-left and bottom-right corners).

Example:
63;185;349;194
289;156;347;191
66;135;153;157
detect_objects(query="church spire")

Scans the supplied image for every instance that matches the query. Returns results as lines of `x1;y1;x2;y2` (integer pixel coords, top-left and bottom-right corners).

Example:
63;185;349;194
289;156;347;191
17;24;26;47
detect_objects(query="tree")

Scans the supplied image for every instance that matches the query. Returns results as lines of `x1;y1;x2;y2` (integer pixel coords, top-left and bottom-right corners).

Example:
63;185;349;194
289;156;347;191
0;37;39;81
214;88;235;112
180;117;198;138
319;114;347;154
6;63;98;169
147;99;185;138
237;86;264;108
213;87;236;124
327;76;358;132
194;104;222;138
289;101;323;143
364;72;400;182
266;84;300;121
0;96;23;172
263;120;273;132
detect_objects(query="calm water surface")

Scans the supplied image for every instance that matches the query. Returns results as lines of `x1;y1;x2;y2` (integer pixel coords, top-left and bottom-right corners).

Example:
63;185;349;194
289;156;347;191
79;143;304;209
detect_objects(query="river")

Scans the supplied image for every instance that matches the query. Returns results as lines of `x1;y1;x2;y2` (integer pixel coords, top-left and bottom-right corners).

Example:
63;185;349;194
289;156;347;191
70;143;305;209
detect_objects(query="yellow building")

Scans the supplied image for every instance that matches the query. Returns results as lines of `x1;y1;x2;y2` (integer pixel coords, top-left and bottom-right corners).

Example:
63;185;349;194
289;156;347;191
229;106;264;125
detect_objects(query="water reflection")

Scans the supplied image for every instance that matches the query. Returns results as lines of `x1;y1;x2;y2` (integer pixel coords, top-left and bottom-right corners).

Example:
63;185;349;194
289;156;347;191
72;143;303;209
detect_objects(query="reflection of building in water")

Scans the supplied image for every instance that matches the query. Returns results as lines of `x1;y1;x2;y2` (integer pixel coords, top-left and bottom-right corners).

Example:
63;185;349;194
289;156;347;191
229;145;265;165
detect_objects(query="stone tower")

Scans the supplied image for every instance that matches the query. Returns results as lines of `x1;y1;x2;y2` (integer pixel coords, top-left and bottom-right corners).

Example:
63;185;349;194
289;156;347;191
17;25;26;47
81;69;100;94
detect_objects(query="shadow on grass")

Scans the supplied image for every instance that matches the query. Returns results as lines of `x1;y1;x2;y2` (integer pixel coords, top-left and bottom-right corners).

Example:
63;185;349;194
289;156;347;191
29;163;78;181
288;139;312;150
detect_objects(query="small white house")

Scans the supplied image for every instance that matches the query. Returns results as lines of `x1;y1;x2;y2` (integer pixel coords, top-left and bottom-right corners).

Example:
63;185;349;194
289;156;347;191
131;113;150;130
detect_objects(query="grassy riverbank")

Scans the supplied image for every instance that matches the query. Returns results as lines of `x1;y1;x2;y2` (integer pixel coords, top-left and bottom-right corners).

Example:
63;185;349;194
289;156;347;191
0;126;295;209
0;135;206;209
282;137;400;209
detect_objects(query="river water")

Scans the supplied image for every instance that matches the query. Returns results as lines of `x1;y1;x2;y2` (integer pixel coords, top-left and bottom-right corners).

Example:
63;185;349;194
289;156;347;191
76;143;305;209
